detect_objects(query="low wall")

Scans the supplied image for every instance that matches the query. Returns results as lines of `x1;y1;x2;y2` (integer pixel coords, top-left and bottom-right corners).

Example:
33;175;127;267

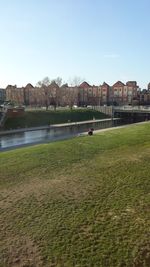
6;107;25;118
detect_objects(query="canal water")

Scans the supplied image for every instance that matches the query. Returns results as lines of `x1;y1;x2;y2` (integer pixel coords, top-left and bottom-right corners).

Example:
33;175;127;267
0;119;121;150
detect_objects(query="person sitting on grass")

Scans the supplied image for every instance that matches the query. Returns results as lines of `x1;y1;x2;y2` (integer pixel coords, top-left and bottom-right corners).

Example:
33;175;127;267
88;128;94;135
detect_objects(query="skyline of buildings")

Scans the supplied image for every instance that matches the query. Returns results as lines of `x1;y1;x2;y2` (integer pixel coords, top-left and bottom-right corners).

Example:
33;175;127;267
1;80;150;107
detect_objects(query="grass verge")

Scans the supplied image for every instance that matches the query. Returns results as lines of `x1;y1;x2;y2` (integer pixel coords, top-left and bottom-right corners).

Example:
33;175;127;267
0;122;150;266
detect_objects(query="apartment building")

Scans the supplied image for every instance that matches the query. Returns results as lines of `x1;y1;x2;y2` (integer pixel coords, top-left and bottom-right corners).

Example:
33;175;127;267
112;81;125;105
126;81;138;104
6;85;24;105
60;84;79;107
138;89;150;105
99;82;110;105
78;82;91;106
4;80;145;107
111;81;139;105
78;82;99;106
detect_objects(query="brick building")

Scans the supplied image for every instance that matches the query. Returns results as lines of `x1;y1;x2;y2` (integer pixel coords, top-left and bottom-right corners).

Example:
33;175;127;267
46;81;60;108
98;82;110;105
78;82;90;106
5;80;148;108
111;81;139;105
6;85;24;105
60;84;79;108
78;82;99;106
112;81;125;105
138;89;150;105
24;83;34;105
126;81;138;104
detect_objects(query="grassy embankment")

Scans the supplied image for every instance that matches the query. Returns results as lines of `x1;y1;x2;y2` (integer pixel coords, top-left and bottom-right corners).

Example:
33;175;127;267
0;123;150;267
4;109;109;130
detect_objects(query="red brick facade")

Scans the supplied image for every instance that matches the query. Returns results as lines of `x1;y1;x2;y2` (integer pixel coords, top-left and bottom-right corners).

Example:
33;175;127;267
5;80;150;107
99;82;110;105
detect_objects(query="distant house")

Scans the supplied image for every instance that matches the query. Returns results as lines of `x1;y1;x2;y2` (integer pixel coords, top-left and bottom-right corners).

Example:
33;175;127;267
24;83;34;105
138;89;150;105
78;82;99;106
99;82;110;105
112;81;125;105
6;85;24;105
111;81;139;105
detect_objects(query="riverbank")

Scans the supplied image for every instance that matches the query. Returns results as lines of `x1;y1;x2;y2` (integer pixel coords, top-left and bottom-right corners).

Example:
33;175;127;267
0;122;150;266
81;120;150;135
0;118;120;152
0;118;118;136
3;108;109;130
0;120;147;152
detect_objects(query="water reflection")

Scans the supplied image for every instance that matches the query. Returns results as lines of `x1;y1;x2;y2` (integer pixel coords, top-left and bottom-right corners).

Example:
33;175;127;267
0;119;120;150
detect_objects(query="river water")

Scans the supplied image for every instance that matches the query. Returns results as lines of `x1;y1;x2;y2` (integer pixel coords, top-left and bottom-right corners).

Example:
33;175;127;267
0;119;121;150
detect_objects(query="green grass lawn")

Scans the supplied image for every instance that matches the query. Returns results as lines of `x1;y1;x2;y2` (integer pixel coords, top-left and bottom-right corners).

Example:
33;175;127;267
4;109;109;130
0;123;150;267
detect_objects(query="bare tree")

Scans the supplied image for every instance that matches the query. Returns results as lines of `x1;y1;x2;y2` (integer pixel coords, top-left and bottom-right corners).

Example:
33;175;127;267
36;77;62;110
66;87;78;110
69;76;84;86
47;82;60;111
37;76;63;87
51;77;63;87
36;77;51;110
36;76;51;87
41;84;49;110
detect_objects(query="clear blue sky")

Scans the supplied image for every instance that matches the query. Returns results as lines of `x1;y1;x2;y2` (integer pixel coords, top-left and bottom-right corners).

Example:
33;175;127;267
0;0;150;88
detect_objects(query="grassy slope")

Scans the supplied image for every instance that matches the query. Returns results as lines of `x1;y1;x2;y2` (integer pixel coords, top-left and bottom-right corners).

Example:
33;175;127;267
0;123;150;267
4;109;109;129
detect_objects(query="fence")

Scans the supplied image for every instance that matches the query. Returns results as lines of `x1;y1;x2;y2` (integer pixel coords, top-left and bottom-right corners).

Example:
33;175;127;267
93;106;113;116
